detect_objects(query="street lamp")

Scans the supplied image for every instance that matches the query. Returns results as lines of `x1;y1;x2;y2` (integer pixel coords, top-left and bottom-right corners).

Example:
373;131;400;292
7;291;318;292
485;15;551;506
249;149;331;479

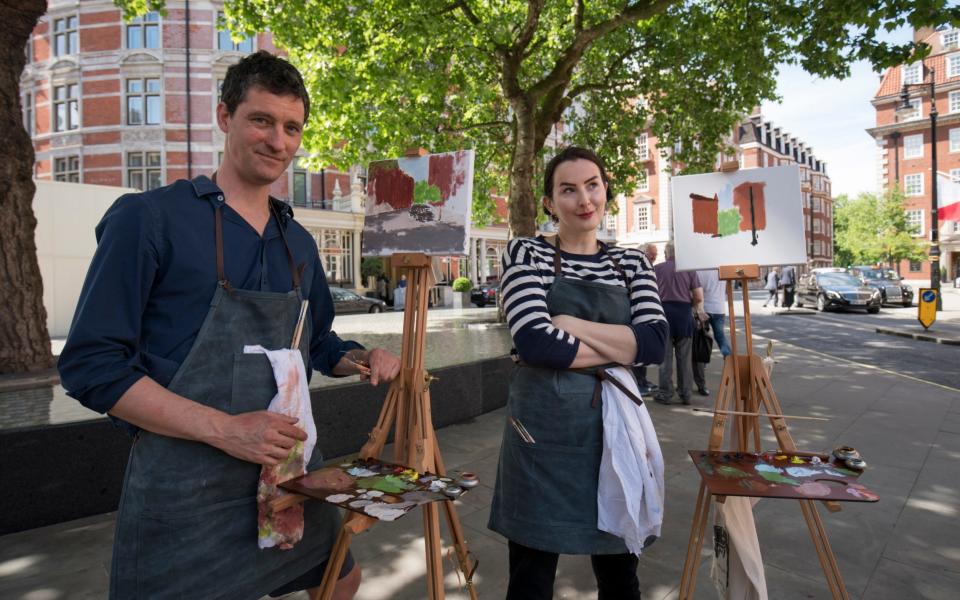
896;65;942;310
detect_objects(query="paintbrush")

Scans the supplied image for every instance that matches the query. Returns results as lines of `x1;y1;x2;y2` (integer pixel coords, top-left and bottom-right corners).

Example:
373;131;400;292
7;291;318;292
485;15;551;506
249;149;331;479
509;416;536;444
342;354;372;376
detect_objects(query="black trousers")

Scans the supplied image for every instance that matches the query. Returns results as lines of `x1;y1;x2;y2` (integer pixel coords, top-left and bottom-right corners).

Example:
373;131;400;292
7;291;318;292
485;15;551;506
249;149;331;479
506;540;641;600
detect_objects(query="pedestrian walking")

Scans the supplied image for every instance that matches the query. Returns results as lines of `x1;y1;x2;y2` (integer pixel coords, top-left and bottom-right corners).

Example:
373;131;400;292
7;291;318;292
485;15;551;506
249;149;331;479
693;269;733;396
762;267;780;307
780;265;796;309
489;147;667;600
57;51;401;600
653;243;705;405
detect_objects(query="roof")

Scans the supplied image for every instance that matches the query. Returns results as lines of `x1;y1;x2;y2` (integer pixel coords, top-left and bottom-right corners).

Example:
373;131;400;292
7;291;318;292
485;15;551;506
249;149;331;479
875;54;953;98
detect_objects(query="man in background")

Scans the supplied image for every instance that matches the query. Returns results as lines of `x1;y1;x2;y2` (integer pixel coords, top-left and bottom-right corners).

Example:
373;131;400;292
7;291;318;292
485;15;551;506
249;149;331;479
780;264;797;309
653;243;705;405
634;242;659;395
693;268;732;396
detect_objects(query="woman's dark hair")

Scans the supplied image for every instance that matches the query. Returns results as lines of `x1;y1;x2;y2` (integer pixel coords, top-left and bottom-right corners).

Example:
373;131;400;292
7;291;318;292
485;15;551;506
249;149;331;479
220;50;310;121
542;146;613;221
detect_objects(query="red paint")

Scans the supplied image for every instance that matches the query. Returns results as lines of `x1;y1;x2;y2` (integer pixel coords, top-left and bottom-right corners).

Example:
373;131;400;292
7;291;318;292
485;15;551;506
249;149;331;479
732;182;767;231
368;163;415;210
428;152;465;203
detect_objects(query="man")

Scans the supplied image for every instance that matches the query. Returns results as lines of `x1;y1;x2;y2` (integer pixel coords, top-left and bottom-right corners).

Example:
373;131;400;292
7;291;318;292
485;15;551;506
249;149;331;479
58;51;400;600
780;264;797;309
762;267;780;308
634;242;659;394
653;243;705;405
692;269;733;396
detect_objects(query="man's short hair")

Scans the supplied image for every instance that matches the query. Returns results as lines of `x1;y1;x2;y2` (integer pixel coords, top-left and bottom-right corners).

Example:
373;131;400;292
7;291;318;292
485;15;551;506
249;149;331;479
664;242;675;260
220;50;310;121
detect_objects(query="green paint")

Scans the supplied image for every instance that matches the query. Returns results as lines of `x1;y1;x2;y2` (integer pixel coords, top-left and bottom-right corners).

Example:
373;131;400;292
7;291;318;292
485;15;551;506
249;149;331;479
356;475;416;493
697;458;715;475
757;471;799;485
413;180;442;205
716;465;750;478
831;467;860;477
717;208;742;236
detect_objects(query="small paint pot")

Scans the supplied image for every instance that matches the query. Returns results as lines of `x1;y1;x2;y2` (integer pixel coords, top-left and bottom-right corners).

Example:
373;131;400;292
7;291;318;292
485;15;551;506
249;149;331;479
833;446;860;461
457;472;479;488
443;486;464;498
809;456;822;465
845;457;867;471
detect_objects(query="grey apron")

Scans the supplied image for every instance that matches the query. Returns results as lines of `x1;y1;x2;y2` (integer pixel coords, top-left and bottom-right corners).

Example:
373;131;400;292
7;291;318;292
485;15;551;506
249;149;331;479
110;200;341;599
488;239;636;555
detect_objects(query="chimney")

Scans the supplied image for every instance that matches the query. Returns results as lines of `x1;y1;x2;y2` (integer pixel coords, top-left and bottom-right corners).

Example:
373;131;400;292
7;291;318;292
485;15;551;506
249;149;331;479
914;27;936;44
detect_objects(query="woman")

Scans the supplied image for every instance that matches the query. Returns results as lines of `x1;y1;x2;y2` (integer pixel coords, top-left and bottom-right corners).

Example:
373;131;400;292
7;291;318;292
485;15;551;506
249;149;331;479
488;147;668;599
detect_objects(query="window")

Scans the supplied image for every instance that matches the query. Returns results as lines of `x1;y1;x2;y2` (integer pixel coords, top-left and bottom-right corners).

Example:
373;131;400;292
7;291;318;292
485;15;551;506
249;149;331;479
951;91;960;114
25;37;33;63
904;173;924;196
813;219;822;234
53;155;80;182
902;62;921;85
127;151;162;191
633;203;650;232
126;78;161;125
950;54;960;78
217;78;224;103
604;213;617;232
53;16;78;56
218;151;224;166
905;209;924;236
903;134;923;159
638;133;649;160
951;129;960;152
311;229;353;283
22;91;33;136
637;169;649;192
950;168;960;183
943;29;959;48
53;83;79;131
909;260;923;272
217;12;254;52
126;11;160;49
899;98;921;121
293;163;308;207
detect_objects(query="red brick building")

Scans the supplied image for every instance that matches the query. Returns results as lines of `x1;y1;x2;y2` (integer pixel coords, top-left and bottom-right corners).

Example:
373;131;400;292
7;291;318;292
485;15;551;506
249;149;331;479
868;26;960;283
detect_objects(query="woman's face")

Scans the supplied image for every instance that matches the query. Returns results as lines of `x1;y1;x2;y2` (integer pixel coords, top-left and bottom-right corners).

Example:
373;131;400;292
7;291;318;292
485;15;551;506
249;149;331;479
544;159;607;235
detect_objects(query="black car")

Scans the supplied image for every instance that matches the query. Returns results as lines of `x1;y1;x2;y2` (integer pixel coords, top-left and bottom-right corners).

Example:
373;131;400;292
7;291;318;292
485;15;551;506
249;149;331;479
330;286;386;314
796;269;882;313
848;266;914;307
470;283;499;307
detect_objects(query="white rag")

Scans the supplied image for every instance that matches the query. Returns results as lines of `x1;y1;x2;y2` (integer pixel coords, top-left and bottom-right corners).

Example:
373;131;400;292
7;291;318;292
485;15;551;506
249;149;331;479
597;366;665;555
244;345;317;549
711;496;768;600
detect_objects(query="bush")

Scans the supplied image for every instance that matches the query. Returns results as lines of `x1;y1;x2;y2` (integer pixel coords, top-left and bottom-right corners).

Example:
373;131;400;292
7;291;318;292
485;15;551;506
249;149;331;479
452;277;473;292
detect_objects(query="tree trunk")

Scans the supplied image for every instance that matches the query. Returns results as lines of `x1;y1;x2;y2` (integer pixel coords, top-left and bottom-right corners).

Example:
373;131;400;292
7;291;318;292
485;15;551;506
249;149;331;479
0;0;53;374
507;106;539;238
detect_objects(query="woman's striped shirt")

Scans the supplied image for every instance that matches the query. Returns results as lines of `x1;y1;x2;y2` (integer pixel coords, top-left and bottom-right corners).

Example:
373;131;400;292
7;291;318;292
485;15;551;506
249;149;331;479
500;236;667;369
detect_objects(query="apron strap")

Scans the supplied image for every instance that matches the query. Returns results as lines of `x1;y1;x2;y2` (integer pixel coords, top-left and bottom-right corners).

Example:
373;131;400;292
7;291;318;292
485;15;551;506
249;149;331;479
270;200;302;289
591;368;644;409
552;235;563;278
214;205;234;293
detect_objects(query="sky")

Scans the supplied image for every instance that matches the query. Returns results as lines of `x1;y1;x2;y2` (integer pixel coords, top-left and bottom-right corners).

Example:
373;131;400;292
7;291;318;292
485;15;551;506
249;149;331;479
760;28;913;199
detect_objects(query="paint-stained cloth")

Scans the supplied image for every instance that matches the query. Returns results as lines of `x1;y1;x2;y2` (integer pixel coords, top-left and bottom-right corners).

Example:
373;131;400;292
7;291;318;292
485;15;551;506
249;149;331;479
597;367;665;555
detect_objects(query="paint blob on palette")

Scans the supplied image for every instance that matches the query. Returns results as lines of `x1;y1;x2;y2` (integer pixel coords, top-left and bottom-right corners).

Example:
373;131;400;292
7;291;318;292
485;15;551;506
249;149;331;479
280;458;472;522
688;451;880;502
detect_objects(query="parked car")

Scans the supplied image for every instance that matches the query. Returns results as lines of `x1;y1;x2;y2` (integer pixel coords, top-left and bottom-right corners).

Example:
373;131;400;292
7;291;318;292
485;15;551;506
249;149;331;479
796;269;882;313
848;266;914;307
470;283;499;307
330;286;386;314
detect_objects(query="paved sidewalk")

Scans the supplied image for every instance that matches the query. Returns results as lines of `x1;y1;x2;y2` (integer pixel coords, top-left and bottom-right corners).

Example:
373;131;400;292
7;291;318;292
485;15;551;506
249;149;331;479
2;336;958;599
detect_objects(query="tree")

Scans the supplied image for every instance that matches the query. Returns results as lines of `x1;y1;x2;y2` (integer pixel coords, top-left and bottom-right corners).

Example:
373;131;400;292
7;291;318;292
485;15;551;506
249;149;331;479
1;0;51;375
833;188;926;270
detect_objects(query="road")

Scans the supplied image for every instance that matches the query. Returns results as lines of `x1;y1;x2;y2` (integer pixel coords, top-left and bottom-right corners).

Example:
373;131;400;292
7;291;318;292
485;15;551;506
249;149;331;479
731;292;960;391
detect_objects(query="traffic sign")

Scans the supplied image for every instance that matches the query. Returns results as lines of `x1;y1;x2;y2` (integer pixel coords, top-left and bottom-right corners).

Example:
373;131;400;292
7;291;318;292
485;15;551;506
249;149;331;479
918;288;938;329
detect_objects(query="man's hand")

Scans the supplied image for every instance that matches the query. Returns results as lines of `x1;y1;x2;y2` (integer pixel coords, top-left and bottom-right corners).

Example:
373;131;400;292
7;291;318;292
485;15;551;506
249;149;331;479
208;410;307;466
365;348;400;386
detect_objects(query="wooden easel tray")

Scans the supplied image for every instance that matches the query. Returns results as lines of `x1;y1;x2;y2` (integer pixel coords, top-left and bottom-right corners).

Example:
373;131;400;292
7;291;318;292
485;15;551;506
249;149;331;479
689;450;879;502
280;458;471;522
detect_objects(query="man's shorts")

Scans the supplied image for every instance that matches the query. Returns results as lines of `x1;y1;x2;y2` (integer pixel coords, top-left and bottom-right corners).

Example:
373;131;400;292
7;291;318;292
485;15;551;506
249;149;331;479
268;550;356;597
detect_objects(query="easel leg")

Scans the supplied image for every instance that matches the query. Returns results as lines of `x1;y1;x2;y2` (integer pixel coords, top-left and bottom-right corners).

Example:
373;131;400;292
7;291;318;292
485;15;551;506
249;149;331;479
678;481;712;599
423;502;445;599
314;515;357;600
799;500;849;599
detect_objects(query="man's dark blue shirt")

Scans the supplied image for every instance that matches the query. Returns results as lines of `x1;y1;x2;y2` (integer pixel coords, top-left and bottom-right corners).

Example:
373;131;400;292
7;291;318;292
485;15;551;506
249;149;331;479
58;175;362;415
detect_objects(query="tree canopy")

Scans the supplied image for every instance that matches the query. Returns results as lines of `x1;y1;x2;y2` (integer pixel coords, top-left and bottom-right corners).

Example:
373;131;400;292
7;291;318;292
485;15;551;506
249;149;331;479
833;187;927;270
118;0;960;235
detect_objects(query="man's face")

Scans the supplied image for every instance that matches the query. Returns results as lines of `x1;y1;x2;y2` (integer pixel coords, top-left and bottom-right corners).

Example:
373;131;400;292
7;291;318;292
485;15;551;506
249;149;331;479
217;86;305;186
647;246;658;263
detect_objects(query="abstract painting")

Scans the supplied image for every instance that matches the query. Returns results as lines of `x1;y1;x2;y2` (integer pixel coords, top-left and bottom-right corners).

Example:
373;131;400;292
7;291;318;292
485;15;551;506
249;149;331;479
671;165;806;271
362;150;475;256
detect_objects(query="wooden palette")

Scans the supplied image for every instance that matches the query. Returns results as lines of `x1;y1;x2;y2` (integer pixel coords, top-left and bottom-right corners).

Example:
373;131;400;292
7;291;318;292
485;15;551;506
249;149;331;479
280;458;471;522
689;451;879;502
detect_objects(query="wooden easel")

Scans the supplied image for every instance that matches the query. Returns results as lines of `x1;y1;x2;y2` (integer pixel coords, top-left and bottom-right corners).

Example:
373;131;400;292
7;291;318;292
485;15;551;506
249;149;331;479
677;264;849;600
311;252;479;600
